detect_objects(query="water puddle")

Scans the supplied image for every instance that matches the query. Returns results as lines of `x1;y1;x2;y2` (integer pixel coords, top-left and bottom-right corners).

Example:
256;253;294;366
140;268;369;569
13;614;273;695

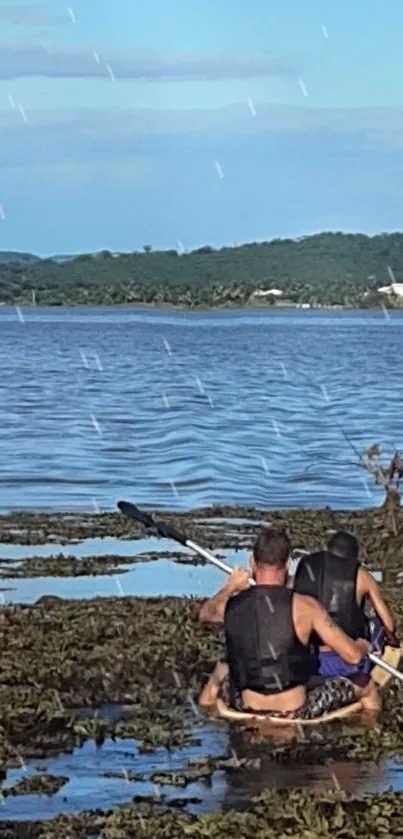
196;517;267;529
1;725;402;822
0;536;162;561
0;535;383;604
0;727;227;821
221;754;403;811
0;546;247;604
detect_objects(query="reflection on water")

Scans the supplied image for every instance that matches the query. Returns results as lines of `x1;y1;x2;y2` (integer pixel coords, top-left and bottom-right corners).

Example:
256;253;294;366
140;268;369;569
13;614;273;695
0;728;225;821
0;537;383;605
0;559;211;603
1;724;402;822
0;539;242;603
0;536;163;560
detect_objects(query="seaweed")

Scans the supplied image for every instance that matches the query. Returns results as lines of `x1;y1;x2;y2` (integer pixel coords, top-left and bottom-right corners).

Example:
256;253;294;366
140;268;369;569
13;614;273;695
0;584;402;771
1;788;403;838
3;774;68;797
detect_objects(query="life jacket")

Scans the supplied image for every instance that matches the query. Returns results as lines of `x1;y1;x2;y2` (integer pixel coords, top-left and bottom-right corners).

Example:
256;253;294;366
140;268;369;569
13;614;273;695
293;550;366;644
224;586;313;695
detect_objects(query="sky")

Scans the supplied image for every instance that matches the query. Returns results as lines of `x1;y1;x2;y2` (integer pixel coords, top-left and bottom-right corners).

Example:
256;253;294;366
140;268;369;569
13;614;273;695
1;0;403;256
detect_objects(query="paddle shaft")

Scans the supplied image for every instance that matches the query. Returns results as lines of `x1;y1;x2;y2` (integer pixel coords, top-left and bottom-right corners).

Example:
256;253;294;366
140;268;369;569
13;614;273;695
117;500;403;683
117;500;256;583
186;539;256;585
368;651;403;679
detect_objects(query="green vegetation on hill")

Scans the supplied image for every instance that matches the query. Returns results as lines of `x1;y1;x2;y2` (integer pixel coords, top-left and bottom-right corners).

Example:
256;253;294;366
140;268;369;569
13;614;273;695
1;232;402;308
0;250;39;265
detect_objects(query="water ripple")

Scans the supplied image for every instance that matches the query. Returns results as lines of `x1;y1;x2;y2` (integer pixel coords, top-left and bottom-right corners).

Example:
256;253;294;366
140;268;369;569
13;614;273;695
0;306;401;512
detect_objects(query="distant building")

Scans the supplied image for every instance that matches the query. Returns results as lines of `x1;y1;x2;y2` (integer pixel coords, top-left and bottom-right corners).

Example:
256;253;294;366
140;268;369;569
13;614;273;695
377;283;403;298
252;288;283;297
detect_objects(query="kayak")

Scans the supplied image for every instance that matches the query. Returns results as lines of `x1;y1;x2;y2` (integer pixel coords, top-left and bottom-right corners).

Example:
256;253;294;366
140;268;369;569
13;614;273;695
215;644;402;727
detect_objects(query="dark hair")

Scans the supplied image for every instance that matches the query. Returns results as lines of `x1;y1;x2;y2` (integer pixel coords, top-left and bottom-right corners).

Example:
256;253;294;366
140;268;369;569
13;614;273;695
327;531;358;561
253;527;291;568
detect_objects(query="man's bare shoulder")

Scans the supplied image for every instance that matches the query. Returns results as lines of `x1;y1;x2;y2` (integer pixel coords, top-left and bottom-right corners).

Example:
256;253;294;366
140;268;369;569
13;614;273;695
293;592;319;606
357;566;372;581
292;592;320;613
357;566;375;590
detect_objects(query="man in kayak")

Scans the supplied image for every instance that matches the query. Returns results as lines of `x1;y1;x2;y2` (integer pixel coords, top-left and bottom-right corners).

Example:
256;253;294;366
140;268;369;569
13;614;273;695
292;530;399;691
198;527;377;719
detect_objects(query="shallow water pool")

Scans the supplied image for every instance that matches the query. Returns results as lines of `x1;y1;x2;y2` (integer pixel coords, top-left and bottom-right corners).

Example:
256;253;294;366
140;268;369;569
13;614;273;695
1;724;402;822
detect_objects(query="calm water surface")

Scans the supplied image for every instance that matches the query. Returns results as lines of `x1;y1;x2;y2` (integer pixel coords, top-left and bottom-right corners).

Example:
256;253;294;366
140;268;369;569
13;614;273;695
1;306;401;514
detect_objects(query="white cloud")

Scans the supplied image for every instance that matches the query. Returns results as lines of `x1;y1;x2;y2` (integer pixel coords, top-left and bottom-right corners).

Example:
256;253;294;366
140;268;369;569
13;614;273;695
2;156;155;185
0;44;295;81
0;4;69;26
1;102;403;155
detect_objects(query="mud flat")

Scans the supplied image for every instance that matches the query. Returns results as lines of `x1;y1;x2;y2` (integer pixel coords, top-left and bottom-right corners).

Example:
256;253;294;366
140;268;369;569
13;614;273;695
1;593;403;769
1;503;403;567
1;787;403;838
0;505;402;836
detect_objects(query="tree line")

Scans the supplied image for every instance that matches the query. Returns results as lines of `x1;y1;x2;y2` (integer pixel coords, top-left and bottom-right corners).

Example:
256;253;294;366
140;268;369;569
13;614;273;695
0;232;402;308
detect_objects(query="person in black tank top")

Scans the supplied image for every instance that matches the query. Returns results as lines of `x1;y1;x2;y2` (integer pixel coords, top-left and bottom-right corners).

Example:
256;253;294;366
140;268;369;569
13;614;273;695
293;531;399;685
225;585;313;698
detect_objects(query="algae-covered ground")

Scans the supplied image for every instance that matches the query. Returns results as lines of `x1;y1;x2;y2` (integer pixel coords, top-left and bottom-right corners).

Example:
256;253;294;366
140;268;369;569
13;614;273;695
1;502;402;567
3;788;403;838
0;504;403;838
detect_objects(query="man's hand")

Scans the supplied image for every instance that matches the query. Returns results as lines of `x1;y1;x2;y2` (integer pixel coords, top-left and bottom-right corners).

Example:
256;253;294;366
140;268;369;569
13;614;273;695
355;638;373;660
227;567;250;595
385;629;401;649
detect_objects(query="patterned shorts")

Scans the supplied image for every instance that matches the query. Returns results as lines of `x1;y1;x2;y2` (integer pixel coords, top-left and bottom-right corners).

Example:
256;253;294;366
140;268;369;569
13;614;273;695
220;676;356;720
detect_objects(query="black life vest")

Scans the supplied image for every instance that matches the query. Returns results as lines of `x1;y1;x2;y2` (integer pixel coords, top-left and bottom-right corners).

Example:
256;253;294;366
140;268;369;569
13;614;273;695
293;550;366;643
224;586;313;695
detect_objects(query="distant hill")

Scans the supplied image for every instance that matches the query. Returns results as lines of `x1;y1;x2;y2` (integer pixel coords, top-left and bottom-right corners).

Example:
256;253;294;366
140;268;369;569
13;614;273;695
0;232;403;308
0;251;40;264
0;250;93;265
52;254;83;263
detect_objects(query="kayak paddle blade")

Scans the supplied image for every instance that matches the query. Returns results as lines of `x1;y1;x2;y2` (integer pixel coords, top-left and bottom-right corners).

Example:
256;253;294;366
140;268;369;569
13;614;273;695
117;500;155;529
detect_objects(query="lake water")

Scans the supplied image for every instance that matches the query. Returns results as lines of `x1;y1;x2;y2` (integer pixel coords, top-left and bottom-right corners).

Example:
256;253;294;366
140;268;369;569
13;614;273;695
0;305;401;514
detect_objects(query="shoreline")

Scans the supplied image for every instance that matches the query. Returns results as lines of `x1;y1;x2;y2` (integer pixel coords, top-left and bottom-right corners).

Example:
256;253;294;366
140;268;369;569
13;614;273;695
3;232;403;313
2;300;402;312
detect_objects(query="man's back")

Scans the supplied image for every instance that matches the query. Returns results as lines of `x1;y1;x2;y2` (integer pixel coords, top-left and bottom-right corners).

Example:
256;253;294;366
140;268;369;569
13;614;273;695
224;585;313;696
224;583;368;713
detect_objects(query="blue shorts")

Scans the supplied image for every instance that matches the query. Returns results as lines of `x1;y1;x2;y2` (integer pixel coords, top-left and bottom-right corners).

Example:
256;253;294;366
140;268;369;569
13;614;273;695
318;616;385;680
317;651;372;679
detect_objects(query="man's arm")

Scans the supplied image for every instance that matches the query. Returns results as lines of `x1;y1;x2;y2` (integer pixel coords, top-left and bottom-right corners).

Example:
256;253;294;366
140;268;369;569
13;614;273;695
359;569;397;638
198;581;235;624
307;597;371;665
198;567;250;624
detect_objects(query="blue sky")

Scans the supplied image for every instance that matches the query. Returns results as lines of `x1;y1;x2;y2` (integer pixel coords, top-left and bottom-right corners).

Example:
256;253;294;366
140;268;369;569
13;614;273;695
1;0;403;255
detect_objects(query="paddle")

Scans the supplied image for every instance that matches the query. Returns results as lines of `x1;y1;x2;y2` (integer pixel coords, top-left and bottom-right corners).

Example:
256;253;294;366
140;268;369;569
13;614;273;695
117;500;403;684
116;499;253;581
